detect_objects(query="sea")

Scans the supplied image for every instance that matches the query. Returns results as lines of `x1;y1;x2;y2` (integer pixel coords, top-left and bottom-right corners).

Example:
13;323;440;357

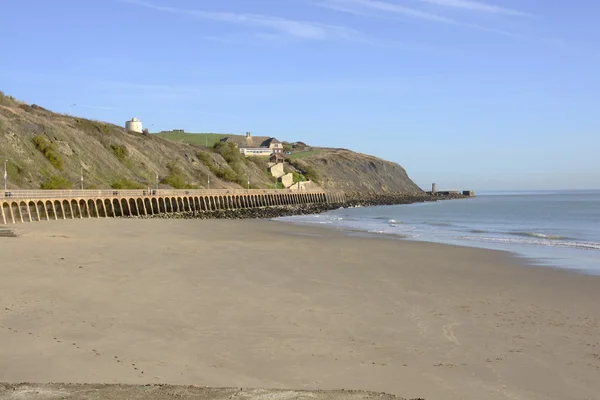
276;190;600;275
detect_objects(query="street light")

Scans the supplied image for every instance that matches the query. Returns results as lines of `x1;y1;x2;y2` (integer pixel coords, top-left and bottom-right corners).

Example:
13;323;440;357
207;171;210;190
4;160;7;191
80;167;84;190
156;173;159;190
69;103;76;116
247;172;250;191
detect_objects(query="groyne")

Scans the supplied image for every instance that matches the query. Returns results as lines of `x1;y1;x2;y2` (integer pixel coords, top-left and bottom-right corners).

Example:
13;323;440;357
128;192;466;221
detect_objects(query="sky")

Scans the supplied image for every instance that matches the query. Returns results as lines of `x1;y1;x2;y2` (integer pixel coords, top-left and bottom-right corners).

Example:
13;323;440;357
1;0;599;191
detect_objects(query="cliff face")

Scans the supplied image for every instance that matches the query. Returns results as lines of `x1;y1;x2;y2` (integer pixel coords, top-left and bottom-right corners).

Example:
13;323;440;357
0;97;273;190
292;150;423;194
0;93;422;193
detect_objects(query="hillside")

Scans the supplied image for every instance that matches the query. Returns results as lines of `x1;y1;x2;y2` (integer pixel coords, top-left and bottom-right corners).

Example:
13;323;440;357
0;92;422;193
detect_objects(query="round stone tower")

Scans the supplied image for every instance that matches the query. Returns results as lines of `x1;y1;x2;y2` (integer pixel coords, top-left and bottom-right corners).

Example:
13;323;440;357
125;117;143;133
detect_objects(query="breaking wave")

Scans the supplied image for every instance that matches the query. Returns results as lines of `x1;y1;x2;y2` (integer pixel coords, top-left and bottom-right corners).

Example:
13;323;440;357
462;236;600;251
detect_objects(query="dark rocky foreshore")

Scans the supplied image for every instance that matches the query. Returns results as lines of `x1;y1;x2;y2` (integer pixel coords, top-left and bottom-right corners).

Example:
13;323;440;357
344;192;464;207
127;192;465;221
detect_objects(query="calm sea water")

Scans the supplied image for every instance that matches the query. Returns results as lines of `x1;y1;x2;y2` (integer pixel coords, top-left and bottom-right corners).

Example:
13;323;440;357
276;191;600;275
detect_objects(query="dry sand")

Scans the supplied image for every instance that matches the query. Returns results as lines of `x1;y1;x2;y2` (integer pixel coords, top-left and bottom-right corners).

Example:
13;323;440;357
1;219;599;400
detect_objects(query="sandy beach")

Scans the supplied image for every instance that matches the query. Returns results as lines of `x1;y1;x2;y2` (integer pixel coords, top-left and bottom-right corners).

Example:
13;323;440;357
1;219;599;400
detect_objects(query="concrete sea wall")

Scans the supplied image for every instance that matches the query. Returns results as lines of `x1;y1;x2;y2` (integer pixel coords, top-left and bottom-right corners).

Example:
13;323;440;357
1;189;345;225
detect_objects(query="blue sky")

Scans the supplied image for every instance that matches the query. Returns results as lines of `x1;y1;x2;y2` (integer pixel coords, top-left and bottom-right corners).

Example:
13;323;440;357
1;0;599;191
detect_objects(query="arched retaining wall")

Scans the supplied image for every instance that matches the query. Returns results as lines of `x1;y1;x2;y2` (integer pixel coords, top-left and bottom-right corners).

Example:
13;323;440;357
1;190;345;225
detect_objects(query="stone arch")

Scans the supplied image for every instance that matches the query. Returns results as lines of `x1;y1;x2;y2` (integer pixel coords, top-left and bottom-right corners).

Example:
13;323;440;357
63;200;72;219
11;201;22;223
20;201;31;222
44;200;54;220
104;199;113;217
37;201;47;221
152;198;160;215
96;199;106;218
136;198;146;215
0;201;8;224
71;200;81;218
144;197;153;215
79;199;88;218
119;198;129;217
53;200;64;220
87;199;98;218
3;202;14;224
128;198;138;216
112;199;122;217
158;197;166;213
182;197;190;212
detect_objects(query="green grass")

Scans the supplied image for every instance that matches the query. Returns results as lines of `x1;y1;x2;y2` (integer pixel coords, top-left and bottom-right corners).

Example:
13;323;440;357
111;178;144;189
287;150;323;160
41;175;72;189
155;131;230;147
32;135;64;171
161;162;197;189
110;144;128;162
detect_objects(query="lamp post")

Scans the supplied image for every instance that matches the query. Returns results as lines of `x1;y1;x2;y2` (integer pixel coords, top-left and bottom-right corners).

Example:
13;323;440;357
247;172;250;191
69;104;76;116
80;167;84;190
3;160;7;191
156;173;159;190
207;171;210;190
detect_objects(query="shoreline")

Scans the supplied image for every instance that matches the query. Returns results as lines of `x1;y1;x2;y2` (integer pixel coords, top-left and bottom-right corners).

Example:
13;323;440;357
2;218;600;399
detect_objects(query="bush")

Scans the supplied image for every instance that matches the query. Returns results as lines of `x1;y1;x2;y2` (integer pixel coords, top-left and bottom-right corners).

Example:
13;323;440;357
198;151;246;186
161;162;196;189
247;156;269;171
289;159;319;183
41;175;72;189
33;135;64;171
0;90;16;105
292;171;307;183
111;178;144;189
111;144;128;162
213;141;245;164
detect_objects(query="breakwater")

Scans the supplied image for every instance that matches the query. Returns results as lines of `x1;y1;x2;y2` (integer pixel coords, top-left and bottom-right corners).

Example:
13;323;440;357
128;193;465;221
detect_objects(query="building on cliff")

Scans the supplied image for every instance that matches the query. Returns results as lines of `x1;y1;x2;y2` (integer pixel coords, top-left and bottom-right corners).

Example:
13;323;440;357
220;132;284;157
125;117;143;133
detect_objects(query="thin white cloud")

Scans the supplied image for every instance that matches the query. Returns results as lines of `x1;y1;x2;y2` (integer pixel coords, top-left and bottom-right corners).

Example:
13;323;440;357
321;0;455;23
412;0;530;17
117;0;364;42
320;0;520;37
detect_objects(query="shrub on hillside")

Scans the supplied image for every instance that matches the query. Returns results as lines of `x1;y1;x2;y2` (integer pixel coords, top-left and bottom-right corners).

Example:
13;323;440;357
161;162;196;189
40;175;72;189
110;144;129;162
0;90;16;105
33;135;64;171
292;171;307;183
111;178;144;189
198;151;247;187
289;159;319;183
213;142;245;164
247;156;269;171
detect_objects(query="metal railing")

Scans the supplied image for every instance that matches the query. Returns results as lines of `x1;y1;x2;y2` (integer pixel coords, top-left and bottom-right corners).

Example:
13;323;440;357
2;188;328;200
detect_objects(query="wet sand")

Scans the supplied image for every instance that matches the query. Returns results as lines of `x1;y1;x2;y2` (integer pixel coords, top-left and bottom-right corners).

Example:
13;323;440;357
1;219;599;400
